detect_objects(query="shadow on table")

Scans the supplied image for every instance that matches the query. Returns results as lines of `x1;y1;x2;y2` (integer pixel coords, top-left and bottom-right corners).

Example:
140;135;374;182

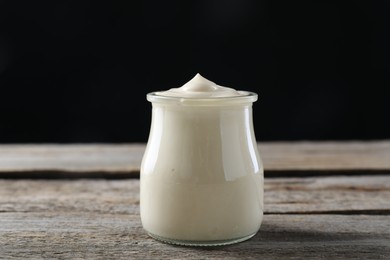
180;223;381;258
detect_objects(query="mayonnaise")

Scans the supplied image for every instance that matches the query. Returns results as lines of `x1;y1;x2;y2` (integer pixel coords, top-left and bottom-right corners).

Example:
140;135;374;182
141;74;263;246
156;73;242;98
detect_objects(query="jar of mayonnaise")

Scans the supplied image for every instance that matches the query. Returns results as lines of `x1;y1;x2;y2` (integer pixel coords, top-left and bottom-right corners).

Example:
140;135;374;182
141;74;263;246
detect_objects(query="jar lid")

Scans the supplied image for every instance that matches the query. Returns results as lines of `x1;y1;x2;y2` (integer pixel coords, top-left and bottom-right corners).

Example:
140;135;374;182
147;74;258;106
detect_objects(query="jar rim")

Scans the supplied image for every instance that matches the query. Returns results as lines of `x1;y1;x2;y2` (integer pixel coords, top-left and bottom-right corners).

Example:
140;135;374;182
147;91;258;106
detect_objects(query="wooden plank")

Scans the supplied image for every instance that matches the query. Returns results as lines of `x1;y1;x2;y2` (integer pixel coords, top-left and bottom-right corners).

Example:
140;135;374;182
0;179;388;258
0;141;389;177
260;141;390;171
0;177;389;215
265;176;390;214
0;213;388;259
0;144;144;175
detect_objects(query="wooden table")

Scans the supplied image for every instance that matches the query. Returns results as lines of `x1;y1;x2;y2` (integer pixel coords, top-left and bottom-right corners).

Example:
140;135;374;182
0;142;389;259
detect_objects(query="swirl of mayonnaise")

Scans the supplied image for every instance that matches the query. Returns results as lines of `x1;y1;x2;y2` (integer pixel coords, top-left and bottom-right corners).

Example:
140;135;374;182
156;73;243;98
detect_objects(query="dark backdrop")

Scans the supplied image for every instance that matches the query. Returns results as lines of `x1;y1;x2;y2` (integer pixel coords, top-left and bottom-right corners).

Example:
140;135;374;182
0;1;389;143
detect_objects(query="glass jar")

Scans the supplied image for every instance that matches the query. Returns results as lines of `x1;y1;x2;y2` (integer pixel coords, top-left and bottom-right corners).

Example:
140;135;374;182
140;91;263;246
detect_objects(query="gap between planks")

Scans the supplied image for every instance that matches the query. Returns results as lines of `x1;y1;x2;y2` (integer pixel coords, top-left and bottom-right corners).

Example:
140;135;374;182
0;169;390;179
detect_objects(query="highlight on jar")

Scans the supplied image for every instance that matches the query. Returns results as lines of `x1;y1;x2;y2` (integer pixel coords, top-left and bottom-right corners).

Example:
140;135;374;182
140;73;263;246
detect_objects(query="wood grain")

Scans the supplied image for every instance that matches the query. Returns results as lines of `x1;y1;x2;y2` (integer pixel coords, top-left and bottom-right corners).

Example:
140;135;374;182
0;213;388;259
0;178;389;259
260;141;390;170
0;177;389;215
0;142;389;258
0;141;389;178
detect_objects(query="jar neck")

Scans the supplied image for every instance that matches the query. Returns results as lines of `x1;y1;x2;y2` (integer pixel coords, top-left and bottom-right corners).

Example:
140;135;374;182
147;91;258;106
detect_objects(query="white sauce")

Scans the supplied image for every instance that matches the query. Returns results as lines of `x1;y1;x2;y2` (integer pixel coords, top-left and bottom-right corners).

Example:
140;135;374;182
156;73;243;98
141;74;263;245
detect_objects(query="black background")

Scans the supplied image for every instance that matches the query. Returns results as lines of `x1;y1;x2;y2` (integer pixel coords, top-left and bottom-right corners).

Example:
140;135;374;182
0;1;389;143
